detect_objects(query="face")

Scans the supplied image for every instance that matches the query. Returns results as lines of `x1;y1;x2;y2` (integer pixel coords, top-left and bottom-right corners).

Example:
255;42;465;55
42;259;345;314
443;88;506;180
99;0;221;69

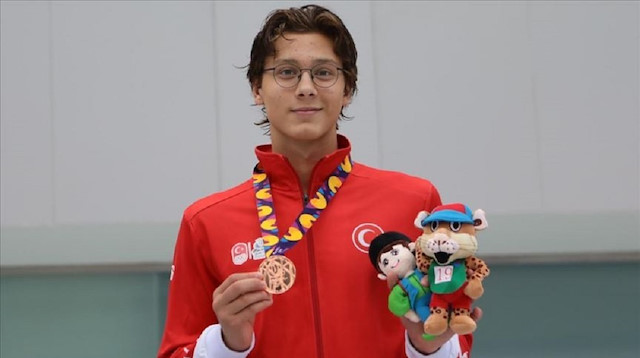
419;222;478;264
378;243;416;278
252;32;352;150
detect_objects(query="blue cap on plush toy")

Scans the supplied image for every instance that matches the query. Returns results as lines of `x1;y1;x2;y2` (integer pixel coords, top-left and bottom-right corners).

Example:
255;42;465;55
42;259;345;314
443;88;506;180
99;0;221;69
422;203;474;225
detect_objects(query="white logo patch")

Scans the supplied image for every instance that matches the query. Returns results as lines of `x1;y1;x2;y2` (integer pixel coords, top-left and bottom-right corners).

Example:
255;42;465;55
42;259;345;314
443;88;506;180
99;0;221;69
251;238;266;260
231;243;249;265
351;223;384;253
231;238;266;265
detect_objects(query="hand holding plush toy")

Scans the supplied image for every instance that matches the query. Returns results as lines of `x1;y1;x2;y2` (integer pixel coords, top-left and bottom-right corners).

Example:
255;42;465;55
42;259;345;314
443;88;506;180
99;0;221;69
414;203;490;336
368;232;431;324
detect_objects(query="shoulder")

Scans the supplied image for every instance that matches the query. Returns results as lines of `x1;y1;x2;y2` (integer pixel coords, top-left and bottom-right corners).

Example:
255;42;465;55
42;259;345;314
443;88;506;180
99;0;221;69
183;179;253;221
351;162;439;196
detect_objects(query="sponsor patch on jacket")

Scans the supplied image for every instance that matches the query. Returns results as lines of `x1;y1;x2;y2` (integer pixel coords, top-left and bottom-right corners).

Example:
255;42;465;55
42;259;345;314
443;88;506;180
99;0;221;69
232;238;266;265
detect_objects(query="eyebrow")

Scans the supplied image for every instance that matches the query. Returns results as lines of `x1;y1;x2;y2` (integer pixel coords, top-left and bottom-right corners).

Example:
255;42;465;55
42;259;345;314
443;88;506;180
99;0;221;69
273;58;340;67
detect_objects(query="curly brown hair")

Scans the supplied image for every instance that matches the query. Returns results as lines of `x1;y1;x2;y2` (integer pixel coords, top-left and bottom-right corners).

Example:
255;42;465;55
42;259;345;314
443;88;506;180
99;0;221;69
247;4;358;128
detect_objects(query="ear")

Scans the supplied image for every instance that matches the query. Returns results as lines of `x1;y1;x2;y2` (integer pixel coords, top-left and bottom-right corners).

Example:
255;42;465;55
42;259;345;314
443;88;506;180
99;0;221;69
377;273;387;280
341;91;352;108
408;242;416;252
252;84;264;105
473;209;488;231
414;211;429;229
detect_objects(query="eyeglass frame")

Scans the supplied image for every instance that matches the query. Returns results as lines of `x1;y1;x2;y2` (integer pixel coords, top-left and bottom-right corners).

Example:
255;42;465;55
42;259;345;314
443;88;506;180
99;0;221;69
263;63;345;88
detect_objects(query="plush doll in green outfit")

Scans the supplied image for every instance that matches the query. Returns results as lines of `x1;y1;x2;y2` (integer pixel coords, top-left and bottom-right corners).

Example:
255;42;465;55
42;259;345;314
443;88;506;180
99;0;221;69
369;231;433;337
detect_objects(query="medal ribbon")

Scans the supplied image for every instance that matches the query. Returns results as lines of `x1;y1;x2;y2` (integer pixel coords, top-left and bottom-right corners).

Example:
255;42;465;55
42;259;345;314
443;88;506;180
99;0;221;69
252;155;352;257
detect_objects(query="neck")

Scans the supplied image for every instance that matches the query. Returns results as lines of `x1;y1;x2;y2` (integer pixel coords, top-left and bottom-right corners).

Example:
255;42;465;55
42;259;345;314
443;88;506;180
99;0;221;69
271;134;338;194
287;155;318;195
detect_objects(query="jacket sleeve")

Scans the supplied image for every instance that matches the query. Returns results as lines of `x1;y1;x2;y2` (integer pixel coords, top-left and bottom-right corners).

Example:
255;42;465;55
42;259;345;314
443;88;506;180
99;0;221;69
193;324;254;358
424;185;442;212
157;213;218;358
405;333;472;358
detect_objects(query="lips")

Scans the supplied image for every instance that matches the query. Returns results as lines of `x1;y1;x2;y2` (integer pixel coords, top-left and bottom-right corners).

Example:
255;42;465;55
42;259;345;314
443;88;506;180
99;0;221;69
292;107;321;114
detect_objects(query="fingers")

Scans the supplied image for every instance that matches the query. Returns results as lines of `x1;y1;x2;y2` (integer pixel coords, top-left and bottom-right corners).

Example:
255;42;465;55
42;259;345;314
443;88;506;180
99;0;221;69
214;272;265;305
213;272;272;352
466;268;476;279
242;294;273;318
226;289;272;318
224;297;273;327
215;272;263;298
470;306;483;322
213;272;272;320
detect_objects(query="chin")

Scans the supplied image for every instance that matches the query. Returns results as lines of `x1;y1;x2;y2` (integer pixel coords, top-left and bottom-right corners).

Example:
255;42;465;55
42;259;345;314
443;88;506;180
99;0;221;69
285;126;336;142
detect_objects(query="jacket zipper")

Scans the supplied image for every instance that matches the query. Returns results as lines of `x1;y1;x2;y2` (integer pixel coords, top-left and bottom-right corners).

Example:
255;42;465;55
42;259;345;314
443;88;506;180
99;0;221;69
300;184;324;358
307;229;324;358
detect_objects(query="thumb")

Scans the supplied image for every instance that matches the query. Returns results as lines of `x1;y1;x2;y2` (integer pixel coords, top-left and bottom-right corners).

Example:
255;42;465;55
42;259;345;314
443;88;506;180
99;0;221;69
386;271;399;290
471;307;483;322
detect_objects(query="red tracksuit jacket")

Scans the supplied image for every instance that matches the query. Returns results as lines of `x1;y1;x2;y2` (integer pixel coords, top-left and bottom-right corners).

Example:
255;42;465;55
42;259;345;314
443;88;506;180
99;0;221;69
158;135;472;357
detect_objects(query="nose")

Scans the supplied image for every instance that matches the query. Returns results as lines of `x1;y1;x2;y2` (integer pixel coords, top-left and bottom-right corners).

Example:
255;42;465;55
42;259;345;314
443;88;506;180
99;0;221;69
295;70;317;97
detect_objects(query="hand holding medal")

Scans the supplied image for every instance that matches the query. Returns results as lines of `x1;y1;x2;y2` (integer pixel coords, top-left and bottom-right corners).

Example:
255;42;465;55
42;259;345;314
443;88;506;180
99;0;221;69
252;155;352;294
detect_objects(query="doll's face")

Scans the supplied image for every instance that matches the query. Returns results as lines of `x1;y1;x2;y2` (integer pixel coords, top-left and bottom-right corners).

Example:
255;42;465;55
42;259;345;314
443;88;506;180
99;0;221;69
419;222;477;265
378;243;416;278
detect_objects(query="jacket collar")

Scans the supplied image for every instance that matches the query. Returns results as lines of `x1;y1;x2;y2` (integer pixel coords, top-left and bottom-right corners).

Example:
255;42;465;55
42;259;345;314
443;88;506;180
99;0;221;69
254;135;352;192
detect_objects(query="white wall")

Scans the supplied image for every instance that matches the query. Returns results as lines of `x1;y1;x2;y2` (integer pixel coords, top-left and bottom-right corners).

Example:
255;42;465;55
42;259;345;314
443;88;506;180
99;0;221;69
1;1;638;267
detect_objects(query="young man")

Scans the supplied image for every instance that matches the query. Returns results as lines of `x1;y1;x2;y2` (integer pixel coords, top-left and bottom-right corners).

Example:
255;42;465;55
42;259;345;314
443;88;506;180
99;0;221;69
158;4;480;358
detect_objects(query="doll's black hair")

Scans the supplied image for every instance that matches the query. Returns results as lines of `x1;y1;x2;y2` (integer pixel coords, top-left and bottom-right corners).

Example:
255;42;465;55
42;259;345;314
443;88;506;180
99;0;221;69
368;231;412;273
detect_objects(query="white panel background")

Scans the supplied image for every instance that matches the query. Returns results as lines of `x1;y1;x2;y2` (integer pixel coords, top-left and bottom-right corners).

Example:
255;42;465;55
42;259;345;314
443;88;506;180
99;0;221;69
1;1;53;226
373;1;543;212
49;1;220;224
1;1;638;267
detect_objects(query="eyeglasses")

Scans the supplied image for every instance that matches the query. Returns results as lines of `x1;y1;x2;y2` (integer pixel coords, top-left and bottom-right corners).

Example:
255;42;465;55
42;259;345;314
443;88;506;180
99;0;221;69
263;63;344;88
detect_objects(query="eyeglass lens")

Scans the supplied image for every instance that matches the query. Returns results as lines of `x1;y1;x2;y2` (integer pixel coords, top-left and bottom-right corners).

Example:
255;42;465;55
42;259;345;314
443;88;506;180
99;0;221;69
272;64;340;88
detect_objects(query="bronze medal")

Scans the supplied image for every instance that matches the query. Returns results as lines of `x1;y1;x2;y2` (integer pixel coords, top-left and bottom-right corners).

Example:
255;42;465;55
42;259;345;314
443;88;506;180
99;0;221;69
259;255;296;294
